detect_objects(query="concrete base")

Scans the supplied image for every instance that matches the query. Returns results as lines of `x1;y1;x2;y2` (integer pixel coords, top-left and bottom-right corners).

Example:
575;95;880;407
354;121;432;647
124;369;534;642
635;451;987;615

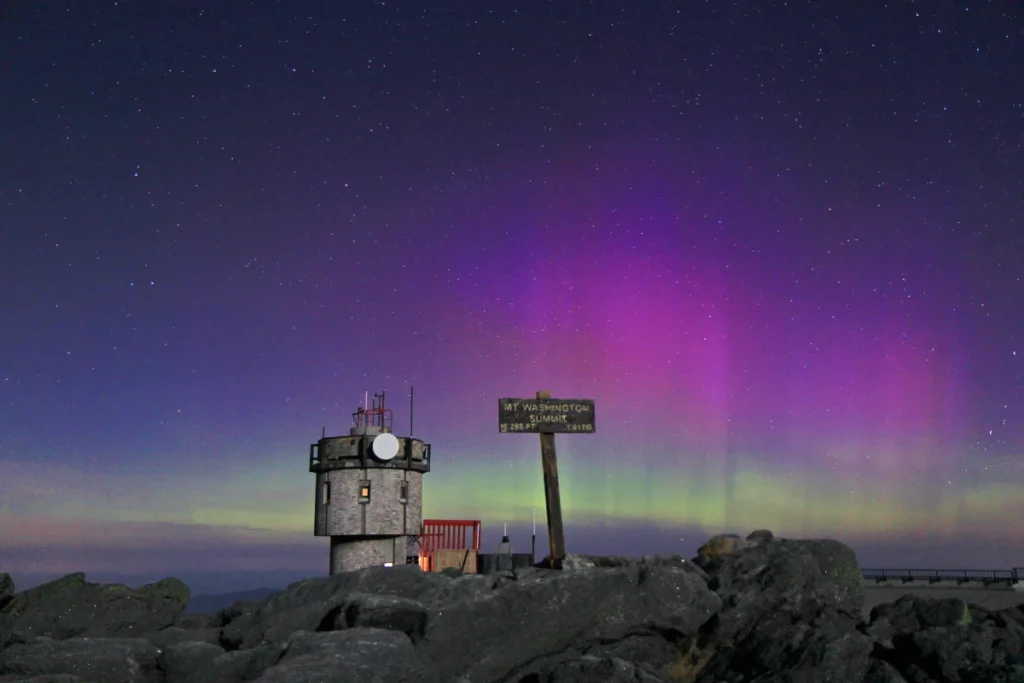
329;535;409;574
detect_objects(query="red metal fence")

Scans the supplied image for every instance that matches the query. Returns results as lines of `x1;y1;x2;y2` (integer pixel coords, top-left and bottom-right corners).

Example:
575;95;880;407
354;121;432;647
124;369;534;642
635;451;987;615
417;519;482;572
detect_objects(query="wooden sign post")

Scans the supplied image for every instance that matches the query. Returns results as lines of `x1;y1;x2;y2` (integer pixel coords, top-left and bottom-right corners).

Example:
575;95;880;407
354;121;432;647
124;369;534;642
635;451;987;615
498;391;596;570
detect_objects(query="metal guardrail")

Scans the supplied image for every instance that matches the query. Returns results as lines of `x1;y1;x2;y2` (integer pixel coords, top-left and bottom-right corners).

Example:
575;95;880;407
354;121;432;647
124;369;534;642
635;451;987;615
861;567;1023;587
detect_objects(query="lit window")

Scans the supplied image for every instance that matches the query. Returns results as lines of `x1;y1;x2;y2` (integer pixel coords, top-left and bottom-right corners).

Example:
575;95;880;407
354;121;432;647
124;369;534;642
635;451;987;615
322;481;331;505
359;480;371;503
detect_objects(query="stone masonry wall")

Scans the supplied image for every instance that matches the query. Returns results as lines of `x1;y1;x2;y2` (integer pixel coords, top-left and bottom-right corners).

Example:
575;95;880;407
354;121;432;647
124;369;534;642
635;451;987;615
406;470;422;533
329;536;408;573
315;468;423;536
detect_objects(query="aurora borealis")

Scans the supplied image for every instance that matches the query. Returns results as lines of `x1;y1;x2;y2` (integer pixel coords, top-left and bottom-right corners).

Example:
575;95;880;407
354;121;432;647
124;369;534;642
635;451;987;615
2;1;1022;585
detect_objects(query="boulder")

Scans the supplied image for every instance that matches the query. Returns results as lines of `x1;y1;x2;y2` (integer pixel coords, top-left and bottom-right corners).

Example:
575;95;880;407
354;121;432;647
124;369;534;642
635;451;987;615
864;596;1024;682
0;614;14;652
156;641;225;682
172;613;223;631
1;531;1021;682
865;594;976;648
991;605;1024;641
252;628;441;682
0;636;161;683
141;626;222;650
0;676;92;683
537;655;669;682
694;533;755;566
416;559;721;682
0;573;188;641
688;535;874;681
176;645;281;683
862;659;910;683
321;593;430;644
0;575;13;611
560;553;697;571
560;554;637;570
582;632;687;674
218;563;449;650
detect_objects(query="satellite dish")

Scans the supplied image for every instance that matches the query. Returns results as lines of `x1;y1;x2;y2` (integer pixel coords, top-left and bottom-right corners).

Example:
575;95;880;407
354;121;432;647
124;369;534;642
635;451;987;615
371;432;400;461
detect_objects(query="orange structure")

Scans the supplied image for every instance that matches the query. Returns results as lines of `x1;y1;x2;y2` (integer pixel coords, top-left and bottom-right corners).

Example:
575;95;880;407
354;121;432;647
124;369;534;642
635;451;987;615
417;519;482;572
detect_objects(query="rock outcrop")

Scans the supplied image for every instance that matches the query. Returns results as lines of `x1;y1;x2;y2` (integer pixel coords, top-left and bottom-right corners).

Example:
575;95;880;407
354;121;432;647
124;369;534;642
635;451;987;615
1;531;1021;682
0;575;13;611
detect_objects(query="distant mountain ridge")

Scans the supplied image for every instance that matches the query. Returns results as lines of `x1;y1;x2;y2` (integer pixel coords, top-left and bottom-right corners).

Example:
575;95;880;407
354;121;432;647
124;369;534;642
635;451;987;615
9;569;313;596
185;587;281;614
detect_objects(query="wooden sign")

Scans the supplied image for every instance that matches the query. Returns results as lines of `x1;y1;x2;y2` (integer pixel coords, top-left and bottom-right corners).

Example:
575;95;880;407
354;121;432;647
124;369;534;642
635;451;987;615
498;398;596;433
499;391;595;570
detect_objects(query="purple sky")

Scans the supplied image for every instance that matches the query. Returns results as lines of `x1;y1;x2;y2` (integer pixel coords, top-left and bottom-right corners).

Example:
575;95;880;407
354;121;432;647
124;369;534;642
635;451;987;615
2;1;1022;588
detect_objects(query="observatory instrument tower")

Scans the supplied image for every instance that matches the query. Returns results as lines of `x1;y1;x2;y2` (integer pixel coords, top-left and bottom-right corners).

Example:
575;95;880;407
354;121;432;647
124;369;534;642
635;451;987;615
309;391;431;574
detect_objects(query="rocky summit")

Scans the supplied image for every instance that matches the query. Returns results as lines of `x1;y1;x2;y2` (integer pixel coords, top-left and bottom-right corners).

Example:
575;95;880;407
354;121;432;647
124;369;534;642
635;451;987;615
1;531;1022;682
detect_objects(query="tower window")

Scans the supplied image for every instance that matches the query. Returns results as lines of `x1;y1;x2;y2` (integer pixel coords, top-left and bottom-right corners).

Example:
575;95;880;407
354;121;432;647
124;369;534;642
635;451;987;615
400;482;408;502
322;481;331;505
359;480;371;504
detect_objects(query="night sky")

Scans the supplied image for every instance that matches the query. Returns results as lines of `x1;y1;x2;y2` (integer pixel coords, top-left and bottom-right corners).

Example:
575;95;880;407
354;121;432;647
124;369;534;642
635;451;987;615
3;1;1023;585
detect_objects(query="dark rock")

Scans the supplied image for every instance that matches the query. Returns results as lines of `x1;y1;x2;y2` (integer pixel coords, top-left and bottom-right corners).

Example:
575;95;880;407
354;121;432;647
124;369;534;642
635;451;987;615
746;529;774;543
862;658;910;683
582;632;683;673
560;553;695;571
417;561;720;682
325;593;429;644
0;614;15;652
0;575;13;612
560;554;636;570
863;594;1024;683
156;641;225;682
141;626;222;650
988;605;1024;640
694;533;754;567
962;664;1024;683
1;531;1020;682
179;644;281;683
686;533;898;682
865;595;976;648
219;564;450;650
898;624;995;681
255;628;440;682
699;536;864;610
538;655;668;682
0;636;161;683
172;613;223;631
0;573;188;642
0;675;93;683
423;573;510;605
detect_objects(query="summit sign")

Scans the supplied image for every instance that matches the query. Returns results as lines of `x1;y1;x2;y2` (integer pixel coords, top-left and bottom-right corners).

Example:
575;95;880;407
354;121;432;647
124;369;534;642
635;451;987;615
498;398;595;434
499;391;595;570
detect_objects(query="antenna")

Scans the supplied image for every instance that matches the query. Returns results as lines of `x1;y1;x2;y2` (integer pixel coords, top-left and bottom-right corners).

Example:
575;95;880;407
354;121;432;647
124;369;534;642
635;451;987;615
532;506;537;562
410;385;415;436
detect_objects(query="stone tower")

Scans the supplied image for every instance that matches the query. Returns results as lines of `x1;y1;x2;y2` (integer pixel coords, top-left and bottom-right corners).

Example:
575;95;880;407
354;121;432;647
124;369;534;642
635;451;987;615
309;391;431;574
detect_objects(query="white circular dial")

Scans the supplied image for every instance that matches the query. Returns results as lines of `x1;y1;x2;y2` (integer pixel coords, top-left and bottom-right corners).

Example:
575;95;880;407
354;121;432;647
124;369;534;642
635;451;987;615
371;432;400;461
